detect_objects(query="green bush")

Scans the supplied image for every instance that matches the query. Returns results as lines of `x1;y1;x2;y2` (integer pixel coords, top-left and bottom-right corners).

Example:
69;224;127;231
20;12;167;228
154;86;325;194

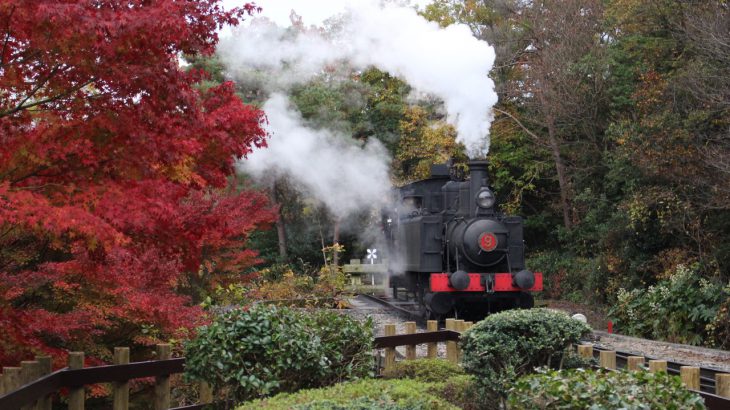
460;308;591;406
382;358;464;382
308;310;374;386
184;305;373;402
380;359;482;409
435;375;485;410
527;251;601;301
236;379;459;410
559;349;595;370
508;368;706;409
609;264;729;347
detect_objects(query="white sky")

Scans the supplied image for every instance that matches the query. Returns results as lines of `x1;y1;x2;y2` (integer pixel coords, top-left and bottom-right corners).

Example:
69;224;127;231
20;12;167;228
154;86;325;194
221;0;432;28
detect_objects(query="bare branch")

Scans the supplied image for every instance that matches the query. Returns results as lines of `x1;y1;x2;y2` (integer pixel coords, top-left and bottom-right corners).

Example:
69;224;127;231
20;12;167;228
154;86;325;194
0;77;95;118
0;5;15;68
493;107;543;143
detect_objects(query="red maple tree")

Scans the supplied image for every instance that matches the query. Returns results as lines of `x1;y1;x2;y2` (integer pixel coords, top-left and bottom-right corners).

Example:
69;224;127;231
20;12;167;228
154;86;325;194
0;1;274;366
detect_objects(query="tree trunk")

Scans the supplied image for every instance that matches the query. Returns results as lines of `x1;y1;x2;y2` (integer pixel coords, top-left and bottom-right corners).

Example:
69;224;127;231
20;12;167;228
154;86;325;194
546;115;573;230
332;218;341;266
270;180;288;260
276;215;288;259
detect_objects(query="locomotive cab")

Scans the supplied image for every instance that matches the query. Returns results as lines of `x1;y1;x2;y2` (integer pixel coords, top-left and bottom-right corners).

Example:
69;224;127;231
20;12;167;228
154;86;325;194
385;160;542;319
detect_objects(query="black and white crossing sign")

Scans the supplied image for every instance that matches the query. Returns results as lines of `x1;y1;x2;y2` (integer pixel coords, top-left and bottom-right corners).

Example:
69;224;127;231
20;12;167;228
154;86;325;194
366;248;377;264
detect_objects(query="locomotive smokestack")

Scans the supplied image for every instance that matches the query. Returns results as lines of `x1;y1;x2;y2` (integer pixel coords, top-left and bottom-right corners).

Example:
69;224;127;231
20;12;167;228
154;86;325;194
469;160;489;185
468;160;490;217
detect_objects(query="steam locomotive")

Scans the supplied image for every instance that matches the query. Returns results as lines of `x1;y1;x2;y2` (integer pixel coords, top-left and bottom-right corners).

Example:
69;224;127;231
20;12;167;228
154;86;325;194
383;160;542;319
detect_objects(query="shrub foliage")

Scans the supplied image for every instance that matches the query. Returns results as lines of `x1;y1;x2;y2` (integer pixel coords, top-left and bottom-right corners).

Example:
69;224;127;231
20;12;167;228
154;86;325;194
184;305;372;402
205;265;349;309
382;358;464;382
236;379;459;410
609;264;729;347
460;308;591;404
508;368;706;410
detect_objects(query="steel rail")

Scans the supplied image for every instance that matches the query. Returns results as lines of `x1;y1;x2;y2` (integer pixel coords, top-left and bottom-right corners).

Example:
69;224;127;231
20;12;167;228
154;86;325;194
356;293;427;326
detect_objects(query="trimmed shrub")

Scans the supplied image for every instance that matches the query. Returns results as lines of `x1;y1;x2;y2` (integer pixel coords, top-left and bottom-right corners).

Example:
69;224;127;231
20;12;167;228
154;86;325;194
460;308;591;405
559;349;595;370
184;305;372;402
380;359;483;409
236;379;459;410
382;358;464;382
308;310;374;386
508;368;706;409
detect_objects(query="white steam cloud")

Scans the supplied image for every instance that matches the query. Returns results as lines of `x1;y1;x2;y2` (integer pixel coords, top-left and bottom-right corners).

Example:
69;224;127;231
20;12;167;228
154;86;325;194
219;0;498;156
238;94;391;218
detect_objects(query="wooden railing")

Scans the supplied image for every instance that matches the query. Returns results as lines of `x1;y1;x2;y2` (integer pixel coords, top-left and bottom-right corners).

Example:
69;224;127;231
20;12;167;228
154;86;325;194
3;322;730;410
374;319;471;372
0;344;211;410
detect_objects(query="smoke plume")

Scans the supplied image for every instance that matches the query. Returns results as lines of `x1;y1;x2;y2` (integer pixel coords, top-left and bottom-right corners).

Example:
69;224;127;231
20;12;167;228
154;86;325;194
237;94;391;218
219;0;498;156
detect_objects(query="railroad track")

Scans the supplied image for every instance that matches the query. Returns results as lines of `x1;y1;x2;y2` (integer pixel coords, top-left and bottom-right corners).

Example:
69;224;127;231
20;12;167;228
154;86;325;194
356;292;426;326
589;344;723;394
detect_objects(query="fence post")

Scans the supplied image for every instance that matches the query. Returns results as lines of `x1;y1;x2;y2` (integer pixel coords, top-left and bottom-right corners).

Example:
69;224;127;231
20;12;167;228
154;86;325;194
20;360;40;410
456;320;466;361
627;356;644;371
648;360;667;373
155;344;171;410
716;374;730;398
384;324;396;372
577;345;593;359
68;352;85;410
680;366;700;390
426;320;438;359
405;322;416;360
599;351;616;370
36;356;52;410
445;319;458;364
2;367;21;397
113;347;130;410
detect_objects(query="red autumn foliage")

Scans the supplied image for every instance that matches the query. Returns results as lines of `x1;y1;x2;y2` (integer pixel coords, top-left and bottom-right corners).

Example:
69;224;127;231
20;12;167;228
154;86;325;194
0;1;274;367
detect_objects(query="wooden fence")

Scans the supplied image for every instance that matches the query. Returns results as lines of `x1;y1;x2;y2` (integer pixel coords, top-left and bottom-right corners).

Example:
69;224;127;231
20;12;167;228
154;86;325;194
0;344;211;410
376;319;472;371
0;320;467;410
2;321;730;410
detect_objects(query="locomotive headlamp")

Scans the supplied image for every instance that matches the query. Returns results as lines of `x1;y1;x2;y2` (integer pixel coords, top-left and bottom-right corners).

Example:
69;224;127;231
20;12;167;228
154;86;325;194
476;189;495;208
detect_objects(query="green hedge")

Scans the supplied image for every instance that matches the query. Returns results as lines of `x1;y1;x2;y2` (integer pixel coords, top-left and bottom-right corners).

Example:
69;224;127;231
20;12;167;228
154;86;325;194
382;358;464;382
460;308;591;405
508;368;706;409
236;379;459;410
381;359;480;410
184;305;373;402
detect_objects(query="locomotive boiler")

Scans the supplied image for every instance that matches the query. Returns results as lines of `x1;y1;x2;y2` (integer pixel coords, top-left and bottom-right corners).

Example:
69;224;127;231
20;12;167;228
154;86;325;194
383;160;542;319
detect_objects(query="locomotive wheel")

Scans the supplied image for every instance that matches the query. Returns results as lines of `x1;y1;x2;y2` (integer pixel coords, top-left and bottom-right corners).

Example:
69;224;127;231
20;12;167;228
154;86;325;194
424;292;454;316
518;293;534;309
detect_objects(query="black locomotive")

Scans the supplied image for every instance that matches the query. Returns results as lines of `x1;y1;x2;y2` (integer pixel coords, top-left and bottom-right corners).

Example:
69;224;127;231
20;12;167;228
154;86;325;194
383;160;542;319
